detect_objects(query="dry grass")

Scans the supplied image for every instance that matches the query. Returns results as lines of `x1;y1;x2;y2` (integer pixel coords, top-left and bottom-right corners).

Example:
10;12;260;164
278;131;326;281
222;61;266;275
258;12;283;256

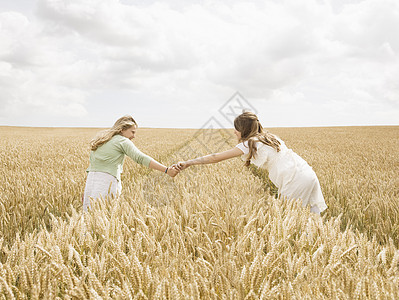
0;125;398;299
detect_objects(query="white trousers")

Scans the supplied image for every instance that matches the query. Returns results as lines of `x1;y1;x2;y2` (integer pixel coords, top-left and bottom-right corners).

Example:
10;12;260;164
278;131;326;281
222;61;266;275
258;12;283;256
83;172;121;211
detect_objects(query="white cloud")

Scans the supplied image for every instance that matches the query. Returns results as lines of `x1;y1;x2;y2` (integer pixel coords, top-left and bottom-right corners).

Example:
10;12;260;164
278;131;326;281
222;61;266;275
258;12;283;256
0;0;398;127
332;0;399;52
0;12;87;123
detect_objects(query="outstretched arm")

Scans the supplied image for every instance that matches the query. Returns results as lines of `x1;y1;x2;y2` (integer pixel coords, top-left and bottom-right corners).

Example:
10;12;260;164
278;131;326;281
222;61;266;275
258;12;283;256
149;160;179;177
178;147;243;170
119;138;179;177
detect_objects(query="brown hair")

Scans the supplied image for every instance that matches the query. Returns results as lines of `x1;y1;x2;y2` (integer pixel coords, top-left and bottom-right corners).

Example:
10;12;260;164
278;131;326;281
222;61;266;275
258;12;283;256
90;115;137;151
234;112;281;166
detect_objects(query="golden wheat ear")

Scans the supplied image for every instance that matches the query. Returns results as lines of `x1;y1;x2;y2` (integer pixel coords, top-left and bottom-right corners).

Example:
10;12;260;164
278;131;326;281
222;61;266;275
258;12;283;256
1;126;398;299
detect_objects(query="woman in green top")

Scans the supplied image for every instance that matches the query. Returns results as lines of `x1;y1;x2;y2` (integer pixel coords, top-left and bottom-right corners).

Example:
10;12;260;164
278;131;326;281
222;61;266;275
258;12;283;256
83;115;179;211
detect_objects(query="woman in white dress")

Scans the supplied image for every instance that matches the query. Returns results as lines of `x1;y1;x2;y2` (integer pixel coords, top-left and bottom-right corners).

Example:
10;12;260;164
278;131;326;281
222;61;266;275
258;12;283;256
177;112;327;214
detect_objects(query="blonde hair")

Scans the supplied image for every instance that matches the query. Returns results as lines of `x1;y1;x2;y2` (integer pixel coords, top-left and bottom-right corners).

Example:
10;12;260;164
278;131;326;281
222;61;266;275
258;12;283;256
234;112;281;166
90;115;137;151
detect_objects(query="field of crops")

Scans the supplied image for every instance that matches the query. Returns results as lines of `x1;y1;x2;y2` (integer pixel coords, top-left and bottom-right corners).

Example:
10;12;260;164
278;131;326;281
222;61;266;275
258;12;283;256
0;125;398;299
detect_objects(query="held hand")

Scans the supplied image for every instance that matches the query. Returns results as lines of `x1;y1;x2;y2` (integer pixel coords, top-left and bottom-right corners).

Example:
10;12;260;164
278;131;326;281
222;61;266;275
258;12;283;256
176;161;189;171
167;165;180;177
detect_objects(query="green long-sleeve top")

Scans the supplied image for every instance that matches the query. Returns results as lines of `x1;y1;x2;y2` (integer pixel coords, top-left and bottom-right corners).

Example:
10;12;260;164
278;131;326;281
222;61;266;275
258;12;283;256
86;134;152;181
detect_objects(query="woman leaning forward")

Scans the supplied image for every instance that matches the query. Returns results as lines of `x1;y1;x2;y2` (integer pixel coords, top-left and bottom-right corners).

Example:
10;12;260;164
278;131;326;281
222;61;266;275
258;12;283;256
83;115;179;211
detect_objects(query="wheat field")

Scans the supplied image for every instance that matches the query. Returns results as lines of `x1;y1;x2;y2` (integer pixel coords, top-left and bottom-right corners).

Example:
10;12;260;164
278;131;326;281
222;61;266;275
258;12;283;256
0;125;398;299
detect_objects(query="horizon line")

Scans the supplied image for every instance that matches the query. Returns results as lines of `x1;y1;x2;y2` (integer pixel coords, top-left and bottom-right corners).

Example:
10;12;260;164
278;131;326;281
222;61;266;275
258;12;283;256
1;124;398;130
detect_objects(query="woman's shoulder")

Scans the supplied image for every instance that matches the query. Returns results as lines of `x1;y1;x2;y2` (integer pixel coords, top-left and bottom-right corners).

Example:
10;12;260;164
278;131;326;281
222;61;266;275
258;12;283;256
274;136;287;149
236;140;248;147
236;138;262;155
109;135;132;147
235;141;248;154
236;138;261;150
111;134;129;143
114;135;140;151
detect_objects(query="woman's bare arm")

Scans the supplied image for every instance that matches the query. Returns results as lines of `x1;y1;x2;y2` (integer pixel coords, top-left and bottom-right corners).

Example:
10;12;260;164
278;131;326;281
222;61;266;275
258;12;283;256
178;147;243;170
149;160;179;177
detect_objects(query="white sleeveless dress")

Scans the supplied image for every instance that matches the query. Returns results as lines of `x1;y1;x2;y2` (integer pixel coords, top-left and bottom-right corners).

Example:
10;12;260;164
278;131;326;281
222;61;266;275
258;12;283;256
236;139;327;213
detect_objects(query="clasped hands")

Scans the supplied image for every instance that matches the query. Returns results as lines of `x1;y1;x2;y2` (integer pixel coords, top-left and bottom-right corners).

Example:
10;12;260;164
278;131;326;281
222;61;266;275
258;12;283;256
165;161;190;177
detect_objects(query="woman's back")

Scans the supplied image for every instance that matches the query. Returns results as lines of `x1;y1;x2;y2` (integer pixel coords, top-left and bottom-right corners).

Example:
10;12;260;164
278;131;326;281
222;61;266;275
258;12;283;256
237;138;306;188
236;137;326;212
88;135;151;181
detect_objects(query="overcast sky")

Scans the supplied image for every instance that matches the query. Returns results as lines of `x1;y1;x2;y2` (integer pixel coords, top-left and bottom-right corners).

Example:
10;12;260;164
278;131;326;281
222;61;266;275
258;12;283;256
0;0;398;128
